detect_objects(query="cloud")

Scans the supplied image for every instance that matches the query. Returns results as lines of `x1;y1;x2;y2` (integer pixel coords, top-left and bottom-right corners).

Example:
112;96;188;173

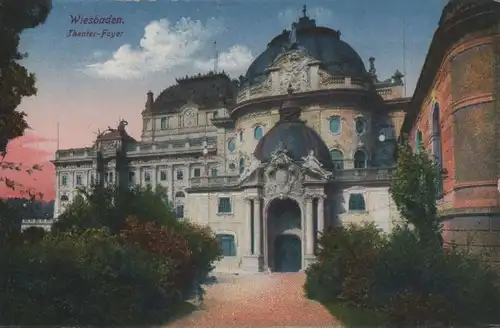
278;6;334;28
85;17;225;80
194;45;254;77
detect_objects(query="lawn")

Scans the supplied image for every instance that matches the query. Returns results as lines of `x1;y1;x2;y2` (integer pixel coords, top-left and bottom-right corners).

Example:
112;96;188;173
325;301;389;328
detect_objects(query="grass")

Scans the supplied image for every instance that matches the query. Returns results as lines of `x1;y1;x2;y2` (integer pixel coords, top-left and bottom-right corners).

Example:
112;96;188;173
325;301;389;328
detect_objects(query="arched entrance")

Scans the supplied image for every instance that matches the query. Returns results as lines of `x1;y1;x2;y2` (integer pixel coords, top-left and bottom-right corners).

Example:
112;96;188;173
274;234;302;272
266;198;302;272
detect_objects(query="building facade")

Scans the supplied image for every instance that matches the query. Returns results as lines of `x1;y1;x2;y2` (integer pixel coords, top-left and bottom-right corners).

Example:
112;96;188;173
403;0;500;266
47;2;500;272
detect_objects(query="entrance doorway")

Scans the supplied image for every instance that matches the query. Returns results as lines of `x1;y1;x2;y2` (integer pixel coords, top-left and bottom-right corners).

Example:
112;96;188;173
274;234;302;272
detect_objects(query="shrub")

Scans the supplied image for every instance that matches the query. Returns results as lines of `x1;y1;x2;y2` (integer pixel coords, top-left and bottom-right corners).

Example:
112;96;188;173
118;217;221;299
0;229;180;325
305;222;386;305
372;226;500;326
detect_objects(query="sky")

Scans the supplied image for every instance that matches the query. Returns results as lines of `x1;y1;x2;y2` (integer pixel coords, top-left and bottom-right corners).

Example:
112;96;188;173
3;0;446;200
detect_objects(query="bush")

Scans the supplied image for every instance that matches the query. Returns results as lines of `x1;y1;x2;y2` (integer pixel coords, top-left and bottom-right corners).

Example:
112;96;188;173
0;229;180;325
305;222;386;305
372;226;500;327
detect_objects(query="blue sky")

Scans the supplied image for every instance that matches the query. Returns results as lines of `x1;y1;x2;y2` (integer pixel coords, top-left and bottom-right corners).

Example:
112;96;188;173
17;0;444;150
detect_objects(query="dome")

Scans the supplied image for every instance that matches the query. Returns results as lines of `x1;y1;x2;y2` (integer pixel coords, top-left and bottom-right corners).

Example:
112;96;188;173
245;8;367;82
253;96;333;171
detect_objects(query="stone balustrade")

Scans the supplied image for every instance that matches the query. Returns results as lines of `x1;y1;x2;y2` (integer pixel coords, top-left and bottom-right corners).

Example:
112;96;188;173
56;142;217;160
189;175;240;188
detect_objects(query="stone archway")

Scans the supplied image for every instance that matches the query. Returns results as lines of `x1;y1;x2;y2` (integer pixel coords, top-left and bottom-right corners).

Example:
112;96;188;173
266;198;302;272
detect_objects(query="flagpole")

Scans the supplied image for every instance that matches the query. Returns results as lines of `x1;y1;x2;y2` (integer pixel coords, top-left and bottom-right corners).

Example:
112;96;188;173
56;121;60;150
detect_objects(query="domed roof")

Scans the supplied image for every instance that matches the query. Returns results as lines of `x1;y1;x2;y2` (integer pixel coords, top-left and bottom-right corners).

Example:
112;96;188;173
245;7;367;82
253;92;333;170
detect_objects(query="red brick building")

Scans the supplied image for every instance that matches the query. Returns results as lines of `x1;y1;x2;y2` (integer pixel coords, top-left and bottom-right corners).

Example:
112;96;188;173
402;0;500;263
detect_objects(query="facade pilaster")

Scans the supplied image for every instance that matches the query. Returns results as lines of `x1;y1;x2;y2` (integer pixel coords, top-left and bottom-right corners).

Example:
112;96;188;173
253;198;262;256
317;195;325;239
305;196;314;255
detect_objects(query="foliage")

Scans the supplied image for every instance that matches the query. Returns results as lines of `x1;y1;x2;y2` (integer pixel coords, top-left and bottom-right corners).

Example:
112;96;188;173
20;226;47;245
0;0;52;151
53;183;220;297
0;228;183;325
372;226;500;326
304;222;386;304
390;137;442;245
119;216;193;297
307;137;500;327
52;184;176;234
325;301;388;328
171;220;222;282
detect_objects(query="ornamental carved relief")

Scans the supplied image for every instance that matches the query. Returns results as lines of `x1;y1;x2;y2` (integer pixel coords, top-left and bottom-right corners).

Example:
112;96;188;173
263;144;305;200
318;69;335;85
275;51;311;94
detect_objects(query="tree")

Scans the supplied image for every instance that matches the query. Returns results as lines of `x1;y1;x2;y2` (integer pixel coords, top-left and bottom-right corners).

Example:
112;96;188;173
390;136;442;246
0;0;53;153
52;184;177;234
0;0;52;204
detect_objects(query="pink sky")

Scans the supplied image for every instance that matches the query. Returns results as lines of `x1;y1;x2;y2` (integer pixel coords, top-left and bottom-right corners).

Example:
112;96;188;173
0;132;56;200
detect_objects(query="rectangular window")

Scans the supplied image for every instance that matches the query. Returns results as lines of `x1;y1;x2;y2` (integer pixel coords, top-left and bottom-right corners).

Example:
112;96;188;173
129;171;136;184
161;117;167;130
217;234;236;256
90;174;95;185
109;172;114;182
218;197;232;214
75;174;82;186
176;169;183;180
104;172;109;183
211;167;218;177
144;172;151;182
193;168;201;177
176;205;184;218
160;170;167;181
61;175;68;186
348;193;366;211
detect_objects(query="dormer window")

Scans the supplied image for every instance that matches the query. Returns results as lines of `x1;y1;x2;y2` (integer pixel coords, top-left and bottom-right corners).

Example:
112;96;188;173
254;126;264;140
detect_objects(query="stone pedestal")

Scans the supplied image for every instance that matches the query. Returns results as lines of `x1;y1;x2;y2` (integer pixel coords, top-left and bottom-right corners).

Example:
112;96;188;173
241;255;264;272
304;254;317;270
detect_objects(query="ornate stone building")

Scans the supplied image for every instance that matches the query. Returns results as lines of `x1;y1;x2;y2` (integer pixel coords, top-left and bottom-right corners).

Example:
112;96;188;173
48;2;500;272
403;0;500;265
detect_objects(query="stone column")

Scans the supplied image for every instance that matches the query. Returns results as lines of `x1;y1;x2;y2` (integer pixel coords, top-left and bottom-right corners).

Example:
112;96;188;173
254;198;262;256
317;196;325;239
152;165;158;190
244;197;253;256
168;165;174;201
306;197;314;255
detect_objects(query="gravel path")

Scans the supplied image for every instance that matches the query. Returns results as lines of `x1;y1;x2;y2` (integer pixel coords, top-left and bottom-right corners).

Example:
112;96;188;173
165;272;340;328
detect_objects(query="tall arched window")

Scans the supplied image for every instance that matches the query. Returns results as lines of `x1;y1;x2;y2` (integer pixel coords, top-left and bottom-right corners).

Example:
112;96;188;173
415;129;423;154
330;149;344;170
239;158;245;174
431;103;444;198
354;150;367;169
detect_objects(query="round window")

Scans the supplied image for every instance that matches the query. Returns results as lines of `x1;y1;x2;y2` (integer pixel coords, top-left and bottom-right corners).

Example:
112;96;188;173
329;117;341;134
228;138;236;152
355;118;366;135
